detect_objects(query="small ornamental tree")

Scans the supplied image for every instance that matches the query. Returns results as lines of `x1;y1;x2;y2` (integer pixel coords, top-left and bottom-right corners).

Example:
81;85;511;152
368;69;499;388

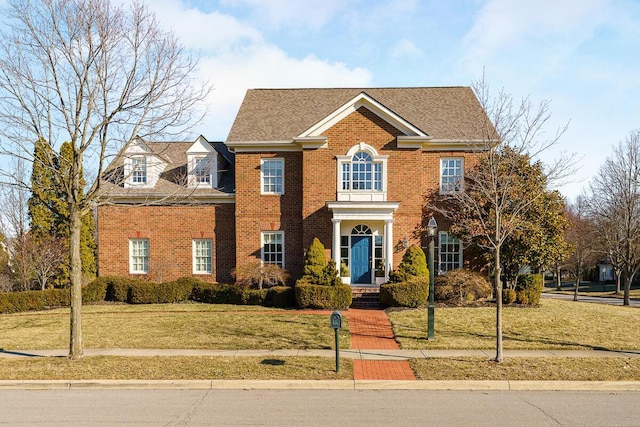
301;237;327;284
389;245;429;283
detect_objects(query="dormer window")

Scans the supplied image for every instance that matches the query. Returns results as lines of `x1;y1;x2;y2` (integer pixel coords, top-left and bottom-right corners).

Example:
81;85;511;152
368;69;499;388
336;143;387;202
131;156;147;184
193;156;211;185
186;136;217;188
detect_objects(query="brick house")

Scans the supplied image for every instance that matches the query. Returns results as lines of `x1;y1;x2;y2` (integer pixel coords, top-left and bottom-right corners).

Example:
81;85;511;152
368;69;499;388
97;87;491;286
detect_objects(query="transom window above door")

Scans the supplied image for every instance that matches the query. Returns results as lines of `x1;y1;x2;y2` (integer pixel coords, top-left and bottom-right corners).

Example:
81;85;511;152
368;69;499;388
336;143;388;202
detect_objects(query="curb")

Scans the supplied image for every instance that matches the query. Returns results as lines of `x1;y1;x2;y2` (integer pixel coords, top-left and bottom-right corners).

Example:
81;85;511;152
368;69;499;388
1;380;640;391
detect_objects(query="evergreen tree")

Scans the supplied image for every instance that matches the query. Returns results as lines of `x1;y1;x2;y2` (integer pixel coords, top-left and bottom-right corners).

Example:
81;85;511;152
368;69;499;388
28;141;97;286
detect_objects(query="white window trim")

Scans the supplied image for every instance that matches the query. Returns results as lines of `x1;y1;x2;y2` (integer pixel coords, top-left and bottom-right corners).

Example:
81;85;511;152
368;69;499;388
125;155;148;187
189;155;213;188
261;231;285;268
440;157;464;195
336;143;388;200
192;239;213;274
260;158;285;195
438;231;463;273
129;239;149;274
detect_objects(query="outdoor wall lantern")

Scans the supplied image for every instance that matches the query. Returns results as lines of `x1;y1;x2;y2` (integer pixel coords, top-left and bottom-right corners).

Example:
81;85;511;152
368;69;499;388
427;217;437;340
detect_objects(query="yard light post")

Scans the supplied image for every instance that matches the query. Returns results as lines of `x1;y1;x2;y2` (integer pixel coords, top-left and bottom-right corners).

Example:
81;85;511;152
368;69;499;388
427;217;437;340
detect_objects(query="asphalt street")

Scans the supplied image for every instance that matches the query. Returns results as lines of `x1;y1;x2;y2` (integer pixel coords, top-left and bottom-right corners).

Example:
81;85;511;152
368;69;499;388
1;389;639;426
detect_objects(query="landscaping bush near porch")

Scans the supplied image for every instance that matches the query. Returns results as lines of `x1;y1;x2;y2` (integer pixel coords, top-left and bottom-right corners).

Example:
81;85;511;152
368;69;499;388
0;276;297;314
294;280;352;309
380;276;429;308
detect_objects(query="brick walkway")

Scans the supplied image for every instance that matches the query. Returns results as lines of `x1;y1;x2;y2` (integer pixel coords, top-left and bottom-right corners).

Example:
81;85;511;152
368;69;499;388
346;309;416;381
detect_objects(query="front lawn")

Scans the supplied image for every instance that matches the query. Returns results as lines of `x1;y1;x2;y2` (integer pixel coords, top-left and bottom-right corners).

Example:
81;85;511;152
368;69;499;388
388;298;640;350
0;303;349;350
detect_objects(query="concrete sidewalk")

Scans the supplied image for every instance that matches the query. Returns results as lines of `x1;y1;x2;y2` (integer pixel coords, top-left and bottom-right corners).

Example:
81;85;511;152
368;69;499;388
2;348;639;360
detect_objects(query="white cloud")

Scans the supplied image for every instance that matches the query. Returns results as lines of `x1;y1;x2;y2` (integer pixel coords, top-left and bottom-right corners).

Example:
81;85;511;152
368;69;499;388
127;0;373;140
389;39;423;60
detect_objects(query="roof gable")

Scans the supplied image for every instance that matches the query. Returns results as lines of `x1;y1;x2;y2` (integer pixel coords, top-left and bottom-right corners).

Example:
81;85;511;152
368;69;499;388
226;87;495;144
186;135;215;154
298;92;428;138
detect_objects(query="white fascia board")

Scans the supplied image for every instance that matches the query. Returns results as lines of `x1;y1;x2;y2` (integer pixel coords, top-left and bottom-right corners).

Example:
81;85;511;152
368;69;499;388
225;140;301;153
186;135;215;154
421;139;489;152
326;201;401;221
107;193;236;205
294;136;328;149
299;92;428;138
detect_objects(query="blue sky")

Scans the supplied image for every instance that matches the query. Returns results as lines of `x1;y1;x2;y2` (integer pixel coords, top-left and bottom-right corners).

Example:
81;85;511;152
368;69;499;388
140;0;639;200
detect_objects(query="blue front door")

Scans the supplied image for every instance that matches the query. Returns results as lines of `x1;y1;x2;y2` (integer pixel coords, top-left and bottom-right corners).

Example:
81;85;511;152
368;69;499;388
351;235;372;284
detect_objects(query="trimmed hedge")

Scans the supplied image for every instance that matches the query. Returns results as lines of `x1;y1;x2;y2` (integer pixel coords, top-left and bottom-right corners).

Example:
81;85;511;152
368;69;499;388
380;276;429;308
295;282;352;309
0;276;297;314
515;274;543;305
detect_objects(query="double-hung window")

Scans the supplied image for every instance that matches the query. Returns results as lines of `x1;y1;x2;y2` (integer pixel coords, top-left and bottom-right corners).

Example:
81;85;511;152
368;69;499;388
439;231;462;273
440;158;463;194
130;239;149;274
261;159;284;194
261;231;284;268
131;156;147;184
194;157;211;185
193;239;212;274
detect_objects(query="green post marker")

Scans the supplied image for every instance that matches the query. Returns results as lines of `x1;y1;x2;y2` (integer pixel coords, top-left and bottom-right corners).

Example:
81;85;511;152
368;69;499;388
330;310;342;373
427;217;438;340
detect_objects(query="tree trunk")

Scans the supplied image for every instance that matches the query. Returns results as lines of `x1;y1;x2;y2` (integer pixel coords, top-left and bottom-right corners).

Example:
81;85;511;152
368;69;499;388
616;272;621;294
494;248;503;363
555;264;562;291
69;205;83;359
573;277;580;301
624;275;631;306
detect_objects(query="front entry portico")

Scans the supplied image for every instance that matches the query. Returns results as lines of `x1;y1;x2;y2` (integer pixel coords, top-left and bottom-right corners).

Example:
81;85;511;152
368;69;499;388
327;201;400;286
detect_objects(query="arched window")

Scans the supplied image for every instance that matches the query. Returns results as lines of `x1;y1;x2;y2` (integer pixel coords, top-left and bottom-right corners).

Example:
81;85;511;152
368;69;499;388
342;151;382;191
351;224;372;235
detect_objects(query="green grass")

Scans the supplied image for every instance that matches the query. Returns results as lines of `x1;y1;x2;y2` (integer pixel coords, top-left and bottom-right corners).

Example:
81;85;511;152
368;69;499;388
388;298;640;350
0;303;350;350
2;299;640;381
0;356;353;380
411;357;640;381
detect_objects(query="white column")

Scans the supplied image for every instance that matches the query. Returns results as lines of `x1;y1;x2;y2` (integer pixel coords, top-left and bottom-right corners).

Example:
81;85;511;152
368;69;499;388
384;219;394;281
332;219;342;270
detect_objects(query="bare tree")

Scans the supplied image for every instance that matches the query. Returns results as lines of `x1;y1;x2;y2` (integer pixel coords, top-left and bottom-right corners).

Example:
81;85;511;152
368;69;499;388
31;236;66;290
0;0;209;358
588;129;640;306
431;77;570;362
564;196;598;301
0;159;34;291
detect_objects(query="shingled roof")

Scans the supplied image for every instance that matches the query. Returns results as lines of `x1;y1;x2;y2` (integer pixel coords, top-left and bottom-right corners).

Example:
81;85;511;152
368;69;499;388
99;140;235;203
226;87;493;142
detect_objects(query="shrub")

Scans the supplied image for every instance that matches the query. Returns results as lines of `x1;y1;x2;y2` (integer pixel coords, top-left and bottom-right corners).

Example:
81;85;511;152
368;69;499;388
380;276;429;308
300;237;328;284
434;269;492;303
263;286;296;307
515;274;543;305
83;277;109;303
295;280;352;309
104;276;143;302
502;288;516;304
340;262;349;277
44;288;70;307
388;245;428;283
232;262;290;289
